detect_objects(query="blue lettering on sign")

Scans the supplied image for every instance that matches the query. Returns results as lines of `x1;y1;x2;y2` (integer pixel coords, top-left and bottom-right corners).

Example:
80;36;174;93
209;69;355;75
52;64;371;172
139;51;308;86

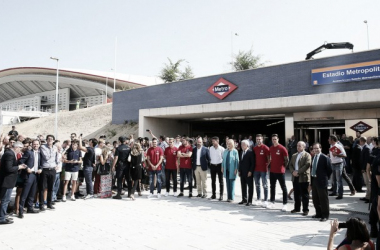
213;85;229;93
311;62;380;85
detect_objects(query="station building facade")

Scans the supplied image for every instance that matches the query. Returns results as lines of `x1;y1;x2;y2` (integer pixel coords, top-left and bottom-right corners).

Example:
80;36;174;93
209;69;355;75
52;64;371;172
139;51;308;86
112;49;380;152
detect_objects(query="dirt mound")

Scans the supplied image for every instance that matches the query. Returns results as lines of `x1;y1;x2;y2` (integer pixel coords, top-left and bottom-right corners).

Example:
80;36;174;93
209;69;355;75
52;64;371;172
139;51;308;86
3;104;138;141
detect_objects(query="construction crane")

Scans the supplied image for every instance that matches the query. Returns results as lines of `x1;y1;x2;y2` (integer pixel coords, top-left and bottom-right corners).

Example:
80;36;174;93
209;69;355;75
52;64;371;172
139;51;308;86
305;42;354;60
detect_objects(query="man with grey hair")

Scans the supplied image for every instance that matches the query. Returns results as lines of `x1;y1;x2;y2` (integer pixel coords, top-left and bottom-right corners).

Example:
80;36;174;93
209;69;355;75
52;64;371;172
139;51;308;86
289;141;311;215
0;141;27;224
192;137;211;198
238;140;255;206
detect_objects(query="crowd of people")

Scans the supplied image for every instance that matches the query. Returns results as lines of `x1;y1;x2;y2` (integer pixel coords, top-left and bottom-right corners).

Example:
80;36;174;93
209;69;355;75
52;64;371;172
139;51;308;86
0;126;379;249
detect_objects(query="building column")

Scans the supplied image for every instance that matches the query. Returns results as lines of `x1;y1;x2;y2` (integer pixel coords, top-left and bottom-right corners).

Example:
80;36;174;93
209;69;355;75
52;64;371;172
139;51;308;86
285;114;294;146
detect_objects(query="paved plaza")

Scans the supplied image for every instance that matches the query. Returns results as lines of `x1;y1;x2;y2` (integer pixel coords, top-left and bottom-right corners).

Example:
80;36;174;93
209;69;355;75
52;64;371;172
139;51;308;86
1;173;370;250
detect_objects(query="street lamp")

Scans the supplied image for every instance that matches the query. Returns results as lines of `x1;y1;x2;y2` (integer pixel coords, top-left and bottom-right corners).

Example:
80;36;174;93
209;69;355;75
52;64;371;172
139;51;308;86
364;20;369;50
50;57;59;139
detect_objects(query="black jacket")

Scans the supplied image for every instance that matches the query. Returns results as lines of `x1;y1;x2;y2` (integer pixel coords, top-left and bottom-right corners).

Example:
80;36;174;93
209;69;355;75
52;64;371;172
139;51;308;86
18;150;38;179
0;150;19;189
238;149;255;176
311;153;332;188
360;144;370;171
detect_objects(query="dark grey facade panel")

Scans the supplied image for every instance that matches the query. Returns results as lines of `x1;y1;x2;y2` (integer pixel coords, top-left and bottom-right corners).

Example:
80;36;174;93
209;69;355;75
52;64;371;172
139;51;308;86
112;50;380;124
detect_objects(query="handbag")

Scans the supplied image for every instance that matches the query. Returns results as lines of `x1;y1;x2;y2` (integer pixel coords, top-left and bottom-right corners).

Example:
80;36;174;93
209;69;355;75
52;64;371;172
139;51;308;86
97;162;111;175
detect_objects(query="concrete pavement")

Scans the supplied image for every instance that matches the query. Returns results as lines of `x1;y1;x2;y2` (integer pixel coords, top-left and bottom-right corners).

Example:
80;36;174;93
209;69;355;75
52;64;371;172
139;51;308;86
0;172;372;250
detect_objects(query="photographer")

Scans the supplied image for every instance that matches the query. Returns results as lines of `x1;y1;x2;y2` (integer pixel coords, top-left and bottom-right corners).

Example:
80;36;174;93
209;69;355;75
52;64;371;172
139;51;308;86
328;218;374;250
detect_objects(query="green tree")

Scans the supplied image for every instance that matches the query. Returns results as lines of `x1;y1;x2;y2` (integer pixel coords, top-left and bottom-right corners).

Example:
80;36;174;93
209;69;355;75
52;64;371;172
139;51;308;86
159;58;194;83
232;49;264;71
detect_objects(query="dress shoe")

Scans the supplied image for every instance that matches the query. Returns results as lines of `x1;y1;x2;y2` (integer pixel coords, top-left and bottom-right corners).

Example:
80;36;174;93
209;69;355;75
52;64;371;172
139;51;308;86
312;215;321;219
350;191;356;196
336;196;343;200
202;195;207;199
219;195;223;201
328;188;333;191
47;205;55;209
39;206;46;212
27;209;39;214
287;195;293;201
177;193;184;197
246;203;252;206
320;218;328;222
18;213;24;219
0;219;14;225
211;194;216;199
189;193;193;198
329;193;337;196
112;195;122;199
291;209;300;213
302;211;309;216
238;201;247;205
365;200;370;203
196;194;202;198
51;202;55;205
54;199;61;202
360;198;370;202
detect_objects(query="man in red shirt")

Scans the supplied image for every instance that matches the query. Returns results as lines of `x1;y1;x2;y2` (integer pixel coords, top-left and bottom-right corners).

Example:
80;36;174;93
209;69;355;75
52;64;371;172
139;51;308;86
164;138;178;197
147;138;164;199
177;138;193;198
253;134;270;207
268;134;289;212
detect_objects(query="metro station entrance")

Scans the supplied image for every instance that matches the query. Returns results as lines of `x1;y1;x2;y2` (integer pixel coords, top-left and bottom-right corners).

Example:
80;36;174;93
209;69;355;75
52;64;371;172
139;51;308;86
294;120;345;154
188;116;286;146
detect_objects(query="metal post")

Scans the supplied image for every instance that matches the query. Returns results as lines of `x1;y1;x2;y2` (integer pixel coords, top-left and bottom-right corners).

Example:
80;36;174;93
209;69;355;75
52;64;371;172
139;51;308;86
364;20;369;50
113;37;117;92
105;77;108;104
50;57;59;139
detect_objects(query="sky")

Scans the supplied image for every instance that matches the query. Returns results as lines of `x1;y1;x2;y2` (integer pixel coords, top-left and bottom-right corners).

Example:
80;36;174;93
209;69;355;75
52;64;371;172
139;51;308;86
0;0;379;79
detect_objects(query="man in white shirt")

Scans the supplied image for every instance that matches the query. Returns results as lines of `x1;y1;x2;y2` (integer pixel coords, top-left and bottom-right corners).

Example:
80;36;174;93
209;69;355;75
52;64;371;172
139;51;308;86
328;135;346;200
209;136;225;200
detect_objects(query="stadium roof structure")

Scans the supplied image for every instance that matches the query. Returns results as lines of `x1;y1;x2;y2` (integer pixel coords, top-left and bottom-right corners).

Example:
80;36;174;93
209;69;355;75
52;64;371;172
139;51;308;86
0;67;162;103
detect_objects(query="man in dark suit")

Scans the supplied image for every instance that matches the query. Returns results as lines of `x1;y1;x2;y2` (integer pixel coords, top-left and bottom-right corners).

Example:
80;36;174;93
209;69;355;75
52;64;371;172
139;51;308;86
192;137;211;198
238;140;255;206
310;143;332;222
18;139;41;218
359;137;371;202
0;141;26;224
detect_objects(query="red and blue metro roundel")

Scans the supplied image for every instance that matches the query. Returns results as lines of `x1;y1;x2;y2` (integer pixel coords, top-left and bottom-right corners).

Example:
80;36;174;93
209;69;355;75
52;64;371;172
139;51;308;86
207;77;238;100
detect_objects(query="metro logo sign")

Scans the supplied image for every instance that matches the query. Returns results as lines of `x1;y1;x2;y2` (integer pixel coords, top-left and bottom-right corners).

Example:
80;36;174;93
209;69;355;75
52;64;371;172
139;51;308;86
350;121;373;134
207;78;237;100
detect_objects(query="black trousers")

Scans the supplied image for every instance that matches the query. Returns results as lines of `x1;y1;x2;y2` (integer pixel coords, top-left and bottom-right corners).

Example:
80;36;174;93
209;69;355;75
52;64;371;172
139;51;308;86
39;168;56;206
210;164;224;195
270;172;288;204
342;167;355;192
292;177;309;212
165;169;177;193
240;174;254;203
352;167;364;192
116;163;131;196
19;173;37;213
312;177;329;218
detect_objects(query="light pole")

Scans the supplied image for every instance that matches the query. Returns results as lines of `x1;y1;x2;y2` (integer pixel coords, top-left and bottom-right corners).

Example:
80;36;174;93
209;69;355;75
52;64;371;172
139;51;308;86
114;37;117;92
50;57;59;139
105;76;108;104
364;20;369;50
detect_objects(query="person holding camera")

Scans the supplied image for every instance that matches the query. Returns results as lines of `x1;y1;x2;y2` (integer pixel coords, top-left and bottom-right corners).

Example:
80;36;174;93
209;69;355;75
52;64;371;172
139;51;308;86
328;217;375;250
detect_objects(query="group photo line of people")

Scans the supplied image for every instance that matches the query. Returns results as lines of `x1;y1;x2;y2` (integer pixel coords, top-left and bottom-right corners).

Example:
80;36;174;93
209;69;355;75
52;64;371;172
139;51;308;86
1;126;380;249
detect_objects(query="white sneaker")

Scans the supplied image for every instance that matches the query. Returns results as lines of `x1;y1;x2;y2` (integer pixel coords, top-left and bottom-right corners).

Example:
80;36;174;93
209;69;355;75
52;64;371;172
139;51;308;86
173;192;177;196
71;195;76;201
84;194;93;200
157;193;161;199
262;201;268;208
266;202;275;209
62;196;67;202
147;194;154;199
255;200;262;206
164;192;169;197
281;204;287;212
94;194;98;198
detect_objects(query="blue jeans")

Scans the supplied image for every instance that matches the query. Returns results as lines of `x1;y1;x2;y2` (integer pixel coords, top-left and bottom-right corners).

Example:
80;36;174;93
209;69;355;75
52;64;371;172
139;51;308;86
149;170;162;194
225;178;236;200
332;162;343;196
0;188;13;222
180;168;193;193
83;166;94;195
161;161;166;185
254;171;268;201
52;172;60;201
